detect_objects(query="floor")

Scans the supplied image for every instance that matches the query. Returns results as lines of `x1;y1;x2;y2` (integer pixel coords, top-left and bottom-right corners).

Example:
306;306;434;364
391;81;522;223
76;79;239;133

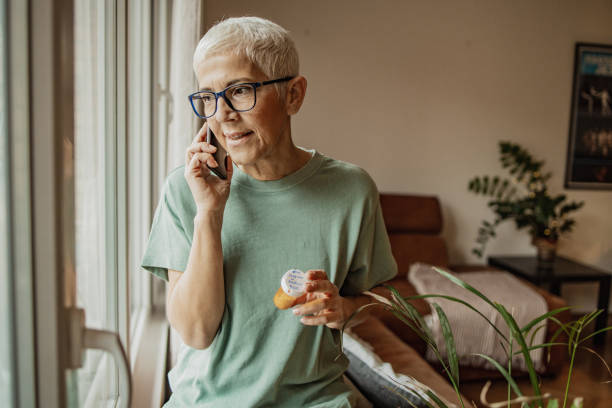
459;314;612;408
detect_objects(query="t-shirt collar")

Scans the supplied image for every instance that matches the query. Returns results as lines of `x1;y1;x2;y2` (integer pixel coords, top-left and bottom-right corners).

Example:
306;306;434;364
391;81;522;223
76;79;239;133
231;148;322;192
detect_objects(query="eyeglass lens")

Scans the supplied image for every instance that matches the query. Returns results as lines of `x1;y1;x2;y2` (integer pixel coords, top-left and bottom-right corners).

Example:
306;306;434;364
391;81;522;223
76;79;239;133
193;83;256;118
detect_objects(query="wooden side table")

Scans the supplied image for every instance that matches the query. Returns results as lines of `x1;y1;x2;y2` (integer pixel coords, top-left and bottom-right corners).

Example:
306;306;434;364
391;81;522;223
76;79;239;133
488;255;611;345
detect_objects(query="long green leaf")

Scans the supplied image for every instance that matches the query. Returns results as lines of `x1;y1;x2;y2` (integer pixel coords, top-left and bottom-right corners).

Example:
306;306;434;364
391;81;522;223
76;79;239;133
546;399;559;408
579;309;603;329
388;303;459;396
336;303;386;361
528;324;547;347
521;307;572;334
547;316;572;338
404;294;508;343
432;303;460;386
386;374;451;408
386;285;434;340
425;389;451;408
340;302;382;333
496;304;542;402
432;267;497;308
512;343;568;354
569;397;583;408
567;321;580;355
473;354;523;397
389;309;433;347
579;326;612;344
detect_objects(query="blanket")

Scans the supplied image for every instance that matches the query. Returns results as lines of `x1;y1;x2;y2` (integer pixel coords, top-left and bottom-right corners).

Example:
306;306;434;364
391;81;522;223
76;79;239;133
408;263;548;373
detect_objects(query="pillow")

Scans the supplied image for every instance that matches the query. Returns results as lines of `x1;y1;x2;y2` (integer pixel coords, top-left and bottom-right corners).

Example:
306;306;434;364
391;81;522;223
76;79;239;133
342;330;455;408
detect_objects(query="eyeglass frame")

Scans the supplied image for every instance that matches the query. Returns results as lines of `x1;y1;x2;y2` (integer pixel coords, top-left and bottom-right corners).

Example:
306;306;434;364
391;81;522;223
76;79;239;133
187;76;295;119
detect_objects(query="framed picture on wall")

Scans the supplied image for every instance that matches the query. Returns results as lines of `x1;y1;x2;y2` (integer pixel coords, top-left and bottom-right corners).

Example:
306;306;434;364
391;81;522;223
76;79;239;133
565;42;612;189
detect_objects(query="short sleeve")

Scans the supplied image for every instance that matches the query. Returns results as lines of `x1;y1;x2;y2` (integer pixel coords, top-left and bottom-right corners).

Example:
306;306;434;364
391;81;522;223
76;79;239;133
141;174;193;282
340;193;398;297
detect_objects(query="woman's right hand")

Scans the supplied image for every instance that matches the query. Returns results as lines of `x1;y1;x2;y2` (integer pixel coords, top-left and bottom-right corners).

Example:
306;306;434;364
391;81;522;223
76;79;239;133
184;123;233;214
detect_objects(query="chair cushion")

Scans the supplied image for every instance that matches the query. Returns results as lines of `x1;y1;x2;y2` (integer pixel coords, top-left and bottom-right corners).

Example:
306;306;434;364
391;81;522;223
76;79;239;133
349;318;466;407
343;335;430;408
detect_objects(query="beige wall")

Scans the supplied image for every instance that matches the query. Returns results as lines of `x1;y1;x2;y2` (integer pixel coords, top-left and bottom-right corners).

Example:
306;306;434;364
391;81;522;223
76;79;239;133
205;0;612;311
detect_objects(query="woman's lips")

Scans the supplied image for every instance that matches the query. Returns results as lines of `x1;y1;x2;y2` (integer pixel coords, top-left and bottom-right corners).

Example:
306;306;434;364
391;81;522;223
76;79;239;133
224;130;253;147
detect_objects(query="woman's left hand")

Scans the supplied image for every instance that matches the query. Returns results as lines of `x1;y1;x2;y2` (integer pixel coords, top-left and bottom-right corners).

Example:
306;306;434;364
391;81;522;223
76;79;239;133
292;270;349;330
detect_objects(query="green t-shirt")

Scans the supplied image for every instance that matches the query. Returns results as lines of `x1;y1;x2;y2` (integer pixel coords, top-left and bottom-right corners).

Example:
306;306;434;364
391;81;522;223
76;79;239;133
141;149;397;407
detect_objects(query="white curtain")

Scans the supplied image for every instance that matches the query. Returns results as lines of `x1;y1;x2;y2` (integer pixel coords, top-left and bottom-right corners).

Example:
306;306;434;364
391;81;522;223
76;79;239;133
163;0;205;175
156;0;206;369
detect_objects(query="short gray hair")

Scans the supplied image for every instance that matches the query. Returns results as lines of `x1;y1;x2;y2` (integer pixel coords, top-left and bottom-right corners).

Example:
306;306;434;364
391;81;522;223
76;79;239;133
193;17;299;82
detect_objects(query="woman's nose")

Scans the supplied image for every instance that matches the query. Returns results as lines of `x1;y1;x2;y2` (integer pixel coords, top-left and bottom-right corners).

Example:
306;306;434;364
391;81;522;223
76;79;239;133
214;95;236;122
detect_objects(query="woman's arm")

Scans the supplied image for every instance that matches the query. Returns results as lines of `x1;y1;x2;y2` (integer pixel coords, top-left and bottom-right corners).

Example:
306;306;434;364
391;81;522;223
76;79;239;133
167;211;225;349
166;123;233;349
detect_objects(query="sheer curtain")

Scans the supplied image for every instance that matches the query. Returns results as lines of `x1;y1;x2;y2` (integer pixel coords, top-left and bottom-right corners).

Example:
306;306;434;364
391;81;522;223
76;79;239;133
160;0;205;177
74;1;118;405
154;0;206;369
0;0;12;403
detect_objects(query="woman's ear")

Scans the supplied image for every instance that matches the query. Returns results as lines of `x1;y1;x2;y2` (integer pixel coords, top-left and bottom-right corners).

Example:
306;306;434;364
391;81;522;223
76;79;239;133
285;76;307;116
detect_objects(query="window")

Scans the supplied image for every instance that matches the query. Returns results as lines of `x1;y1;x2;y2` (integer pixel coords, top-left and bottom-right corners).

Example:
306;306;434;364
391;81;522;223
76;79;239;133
2;0;183;405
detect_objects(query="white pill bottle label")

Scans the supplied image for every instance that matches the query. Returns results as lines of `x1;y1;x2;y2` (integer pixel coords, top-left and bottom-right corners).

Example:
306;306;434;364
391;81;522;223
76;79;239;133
281;269;306;298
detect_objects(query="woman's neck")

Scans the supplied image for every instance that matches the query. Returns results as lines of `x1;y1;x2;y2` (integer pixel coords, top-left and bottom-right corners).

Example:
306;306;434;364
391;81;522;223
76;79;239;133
237;144;312;181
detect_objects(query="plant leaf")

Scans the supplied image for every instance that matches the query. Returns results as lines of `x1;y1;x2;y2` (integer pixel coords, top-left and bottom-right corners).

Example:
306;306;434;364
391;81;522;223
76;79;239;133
425;389;451;408
579;326;612;344
386;285;434;340
546;398;559;408
405;293;508;343
432;303;460;386
496;304;542;401
521;306;572;334
473;354;523;398
431;268;497;308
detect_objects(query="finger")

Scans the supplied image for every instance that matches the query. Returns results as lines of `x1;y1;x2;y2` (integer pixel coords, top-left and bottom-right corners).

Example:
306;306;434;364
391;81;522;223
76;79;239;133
203;152;218;169
193;122;208;144
189;151;218;169
293;298;328;316
186;142;217;163
305;279;336;294
187;142;216;159
306;269;327;281
188;152;217;175
292;293;308;306
186;152;210;178
299;311;340;327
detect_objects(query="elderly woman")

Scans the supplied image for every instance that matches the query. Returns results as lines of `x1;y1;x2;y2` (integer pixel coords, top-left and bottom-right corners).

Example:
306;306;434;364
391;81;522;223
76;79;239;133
142;16;397;407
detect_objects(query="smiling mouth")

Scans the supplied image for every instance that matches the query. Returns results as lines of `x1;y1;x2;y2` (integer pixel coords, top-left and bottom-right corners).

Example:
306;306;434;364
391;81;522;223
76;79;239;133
224;130;253;141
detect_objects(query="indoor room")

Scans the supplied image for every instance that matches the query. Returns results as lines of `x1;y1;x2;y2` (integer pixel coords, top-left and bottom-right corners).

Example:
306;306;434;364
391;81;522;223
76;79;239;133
1;0;611;407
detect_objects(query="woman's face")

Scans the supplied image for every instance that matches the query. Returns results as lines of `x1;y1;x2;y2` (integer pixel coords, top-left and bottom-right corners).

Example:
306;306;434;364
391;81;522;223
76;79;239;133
195;53;293;172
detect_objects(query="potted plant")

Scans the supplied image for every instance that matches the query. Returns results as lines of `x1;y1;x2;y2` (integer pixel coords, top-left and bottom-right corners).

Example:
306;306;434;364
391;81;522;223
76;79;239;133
468;142;584;264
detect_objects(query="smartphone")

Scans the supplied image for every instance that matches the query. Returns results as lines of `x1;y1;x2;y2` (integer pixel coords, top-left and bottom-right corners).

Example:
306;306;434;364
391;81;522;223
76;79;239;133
206;127;228;180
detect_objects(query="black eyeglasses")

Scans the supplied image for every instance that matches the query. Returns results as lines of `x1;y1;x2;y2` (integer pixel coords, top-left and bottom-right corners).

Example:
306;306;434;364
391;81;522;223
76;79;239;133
188;76;295;119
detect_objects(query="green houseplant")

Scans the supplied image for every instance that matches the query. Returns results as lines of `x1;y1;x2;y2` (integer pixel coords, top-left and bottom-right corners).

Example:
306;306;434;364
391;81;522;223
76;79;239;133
342;268;612;408
467;142;584;261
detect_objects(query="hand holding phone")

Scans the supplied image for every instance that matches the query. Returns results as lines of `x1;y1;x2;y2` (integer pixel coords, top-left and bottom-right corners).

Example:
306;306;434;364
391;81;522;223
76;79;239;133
206;127;228;180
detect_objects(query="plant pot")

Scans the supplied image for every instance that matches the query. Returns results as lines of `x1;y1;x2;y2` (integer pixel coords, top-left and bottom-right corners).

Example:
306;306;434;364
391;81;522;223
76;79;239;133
532;237;557;268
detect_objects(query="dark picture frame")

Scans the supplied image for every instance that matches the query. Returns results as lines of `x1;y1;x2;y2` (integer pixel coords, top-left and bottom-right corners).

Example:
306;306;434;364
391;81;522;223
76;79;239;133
565;42;612;189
